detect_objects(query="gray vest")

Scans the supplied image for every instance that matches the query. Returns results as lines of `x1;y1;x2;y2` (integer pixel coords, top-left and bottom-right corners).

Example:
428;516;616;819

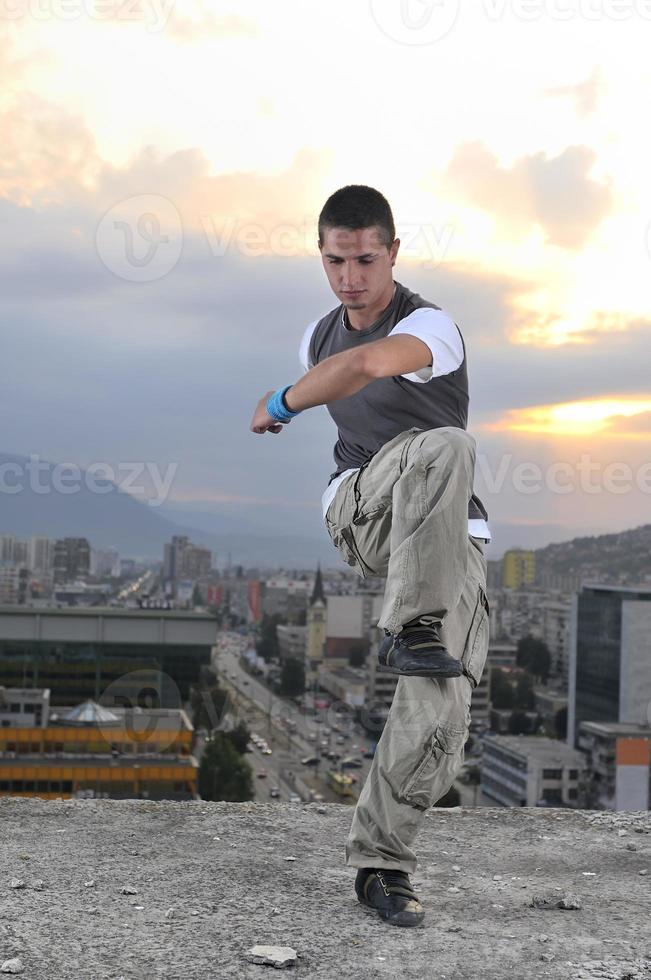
309;279;488;522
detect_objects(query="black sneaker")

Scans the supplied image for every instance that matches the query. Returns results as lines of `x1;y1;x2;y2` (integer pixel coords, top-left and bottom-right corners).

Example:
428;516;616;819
377;618;462;678
355;868;425;927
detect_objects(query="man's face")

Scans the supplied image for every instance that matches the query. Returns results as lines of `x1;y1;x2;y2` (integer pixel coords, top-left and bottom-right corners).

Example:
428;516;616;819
319;226;400;312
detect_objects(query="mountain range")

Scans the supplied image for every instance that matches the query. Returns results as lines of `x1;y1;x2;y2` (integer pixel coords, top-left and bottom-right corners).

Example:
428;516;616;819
0;451;634;568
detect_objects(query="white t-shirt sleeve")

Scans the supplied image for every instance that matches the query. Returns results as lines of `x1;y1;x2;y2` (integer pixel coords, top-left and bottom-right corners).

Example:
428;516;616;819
298;319;318;373
389;307;464;383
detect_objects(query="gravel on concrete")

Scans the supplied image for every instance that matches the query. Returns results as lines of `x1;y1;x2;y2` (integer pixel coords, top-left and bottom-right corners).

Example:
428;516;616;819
1;798;650;979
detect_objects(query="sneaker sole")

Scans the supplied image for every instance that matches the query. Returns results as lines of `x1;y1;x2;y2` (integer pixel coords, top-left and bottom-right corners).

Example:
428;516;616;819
377;662;463;678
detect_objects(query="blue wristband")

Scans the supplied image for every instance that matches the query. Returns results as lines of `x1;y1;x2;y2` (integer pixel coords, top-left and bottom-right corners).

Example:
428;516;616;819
266;385;302;424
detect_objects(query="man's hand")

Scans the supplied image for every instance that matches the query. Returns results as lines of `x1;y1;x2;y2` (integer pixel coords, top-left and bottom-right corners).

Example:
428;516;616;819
250;390;286;434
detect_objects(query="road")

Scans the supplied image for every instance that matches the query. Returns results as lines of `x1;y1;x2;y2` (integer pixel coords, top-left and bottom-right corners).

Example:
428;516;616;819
212;630;491;808
215;647;379;790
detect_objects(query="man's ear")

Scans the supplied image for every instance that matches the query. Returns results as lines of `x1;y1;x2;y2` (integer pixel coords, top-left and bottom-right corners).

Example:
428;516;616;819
390;237;401;266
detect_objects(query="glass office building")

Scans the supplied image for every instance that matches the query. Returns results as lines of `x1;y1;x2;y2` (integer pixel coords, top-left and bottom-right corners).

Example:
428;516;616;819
568;585;651;746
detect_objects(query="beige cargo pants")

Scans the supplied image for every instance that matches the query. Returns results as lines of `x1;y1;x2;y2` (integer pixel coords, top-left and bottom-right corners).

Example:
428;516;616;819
324;426;490;874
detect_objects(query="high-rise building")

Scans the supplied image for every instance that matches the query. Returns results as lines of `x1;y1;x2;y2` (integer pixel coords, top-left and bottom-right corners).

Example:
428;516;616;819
180;544;212;579
0;564;30;604
53;538;90;583
13;541;27;565
0;536;17;562
541;597;572;681
162;536;211;596
567;584;651;747
502;550;536;589
163;535;189;584
28;536;53;574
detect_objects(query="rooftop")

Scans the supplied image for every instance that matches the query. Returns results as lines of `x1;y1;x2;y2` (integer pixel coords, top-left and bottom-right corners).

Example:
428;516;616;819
1;800;650;979
0;605;218;620
580;721;651;737
483;735;587;765
581;584;651;597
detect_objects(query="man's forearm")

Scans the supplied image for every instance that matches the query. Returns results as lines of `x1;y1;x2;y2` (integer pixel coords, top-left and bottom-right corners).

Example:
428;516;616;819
284;348;375;412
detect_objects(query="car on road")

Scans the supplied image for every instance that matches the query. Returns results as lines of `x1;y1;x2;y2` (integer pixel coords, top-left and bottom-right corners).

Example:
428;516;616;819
269;786;281;798
307;732;317;741
256;768;268;779
342;757;364;769
336;735;346;744
288;793;302;803
301;756;320;767
261;746;272;756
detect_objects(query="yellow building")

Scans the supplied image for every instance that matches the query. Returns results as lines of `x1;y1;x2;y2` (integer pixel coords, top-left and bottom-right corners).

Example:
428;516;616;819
502;550;536;589
0;698;197;801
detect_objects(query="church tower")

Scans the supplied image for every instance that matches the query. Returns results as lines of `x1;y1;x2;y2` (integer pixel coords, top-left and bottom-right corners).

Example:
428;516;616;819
306;564;327;682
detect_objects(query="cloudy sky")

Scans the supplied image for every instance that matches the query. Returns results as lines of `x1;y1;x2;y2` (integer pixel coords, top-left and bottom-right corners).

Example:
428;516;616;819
2;0;650;545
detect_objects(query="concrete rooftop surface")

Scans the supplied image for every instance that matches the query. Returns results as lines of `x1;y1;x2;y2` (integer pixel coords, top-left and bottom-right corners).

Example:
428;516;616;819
1;799;650;980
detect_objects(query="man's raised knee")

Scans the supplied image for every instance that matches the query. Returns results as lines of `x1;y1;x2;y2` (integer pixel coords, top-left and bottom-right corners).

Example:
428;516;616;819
420;427;476;460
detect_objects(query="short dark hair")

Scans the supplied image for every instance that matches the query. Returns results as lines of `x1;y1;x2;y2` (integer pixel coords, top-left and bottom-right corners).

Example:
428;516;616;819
318;185;396;249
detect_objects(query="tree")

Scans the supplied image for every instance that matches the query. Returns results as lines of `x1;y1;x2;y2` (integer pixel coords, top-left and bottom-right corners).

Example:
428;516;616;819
516;635;551;683
198;732;254;802
280;657;305;698
224;720;251;755
491;668;515;709
191;583;203;607
514;672;535;710
348;644;366;668
256;613;284;662
190;683;228;733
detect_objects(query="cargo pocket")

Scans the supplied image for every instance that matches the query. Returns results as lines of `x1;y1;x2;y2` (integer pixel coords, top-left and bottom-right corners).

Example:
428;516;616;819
461;584;490;689
325;517;357;570
399;723;468;810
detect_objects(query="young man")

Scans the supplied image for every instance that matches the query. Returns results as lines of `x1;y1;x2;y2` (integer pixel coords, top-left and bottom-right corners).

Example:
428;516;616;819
250;185;491;928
